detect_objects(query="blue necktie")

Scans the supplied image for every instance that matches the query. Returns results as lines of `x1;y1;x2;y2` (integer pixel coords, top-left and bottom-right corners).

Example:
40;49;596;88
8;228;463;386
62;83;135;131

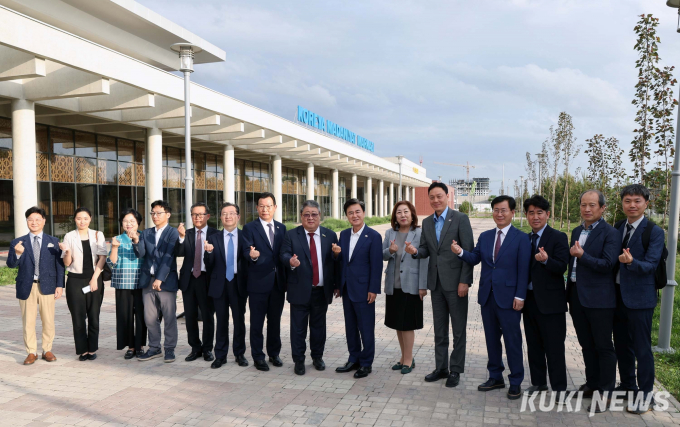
226;233;234;282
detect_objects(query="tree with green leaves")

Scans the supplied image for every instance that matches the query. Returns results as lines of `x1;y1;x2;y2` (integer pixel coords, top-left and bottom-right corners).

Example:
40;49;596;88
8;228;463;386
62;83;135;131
556;112;579;229
584;134;626;224
545;125;563;227
651;64;677;227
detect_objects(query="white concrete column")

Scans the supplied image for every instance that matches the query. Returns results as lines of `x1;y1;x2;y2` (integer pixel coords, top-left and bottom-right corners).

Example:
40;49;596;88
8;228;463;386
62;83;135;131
351;173;358;199
379;179;384;217
332;168;339;219
306;163;315;200
224;144;235;203
272;155;282;223
145;126;163;228
389;182;394;212
12;99;37;238
404;185;410;202
412;187;417;204
366;176;373;217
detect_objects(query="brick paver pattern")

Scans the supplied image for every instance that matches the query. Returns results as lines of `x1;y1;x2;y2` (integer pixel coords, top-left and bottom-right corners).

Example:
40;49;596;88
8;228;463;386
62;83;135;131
0;218;678;426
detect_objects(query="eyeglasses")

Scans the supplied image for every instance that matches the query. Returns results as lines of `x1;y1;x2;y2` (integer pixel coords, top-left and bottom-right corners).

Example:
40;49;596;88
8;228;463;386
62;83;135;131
257;205;274;211
150;211;167;217
302;213;320;219
493;209;510;215
191;213;207;218
221;212;239;218
122;220;137;225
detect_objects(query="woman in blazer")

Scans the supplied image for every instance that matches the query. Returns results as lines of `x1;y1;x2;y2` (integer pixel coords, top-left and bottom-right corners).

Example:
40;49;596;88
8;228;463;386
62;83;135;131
60;207;107;360
382;200;429;374
107;208;146;360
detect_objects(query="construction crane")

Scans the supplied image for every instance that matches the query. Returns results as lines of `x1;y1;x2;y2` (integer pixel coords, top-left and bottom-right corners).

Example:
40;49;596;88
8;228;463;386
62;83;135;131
433;161;476;182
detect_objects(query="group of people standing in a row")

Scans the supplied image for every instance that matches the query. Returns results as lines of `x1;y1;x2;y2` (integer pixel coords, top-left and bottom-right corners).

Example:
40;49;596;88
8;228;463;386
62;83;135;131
8;182;661;414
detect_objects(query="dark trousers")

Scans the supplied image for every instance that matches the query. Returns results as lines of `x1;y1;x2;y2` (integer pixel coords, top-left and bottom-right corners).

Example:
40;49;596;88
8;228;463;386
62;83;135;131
342;286;376;367
249;284;285;361
66;275;104;355
213;276;247;360
613;289;655;394
569;283;616;392
290;287;328;363
523;290;567;391
431;276;468;373
480;291;524;386
183;273;215;352
115;288;147;351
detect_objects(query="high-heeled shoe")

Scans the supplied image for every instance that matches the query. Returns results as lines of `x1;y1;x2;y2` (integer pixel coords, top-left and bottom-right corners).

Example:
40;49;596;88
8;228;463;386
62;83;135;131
401;358;415;374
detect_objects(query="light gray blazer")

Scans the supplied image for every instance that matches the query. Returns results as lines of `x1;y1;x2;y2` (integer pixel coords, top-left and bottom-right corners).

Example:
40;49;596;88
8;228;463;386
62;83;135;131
382;227;429;296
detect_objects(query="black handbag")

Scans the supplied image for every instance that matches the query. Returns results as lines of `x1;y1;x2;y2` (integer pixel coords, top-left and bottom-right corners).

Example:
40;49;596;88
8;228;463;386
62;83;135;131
99;232;113;281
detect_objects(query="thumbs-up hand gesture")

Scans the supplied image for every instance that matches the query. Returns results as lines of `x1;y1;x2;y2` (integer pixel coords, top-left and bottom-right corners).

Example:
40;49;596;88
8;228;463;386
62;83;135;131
14;241;25;256
332;243;341;256
619;248;633;264
250;246;260;260
111;237;121;248
204;240;214;253
59;242;69;253
178;223;186;238
570;241;584;258
404;241;418;255
126;228;139;244
388;239;398;254
450;240;462;255
290;254;301;268
535;247;548;263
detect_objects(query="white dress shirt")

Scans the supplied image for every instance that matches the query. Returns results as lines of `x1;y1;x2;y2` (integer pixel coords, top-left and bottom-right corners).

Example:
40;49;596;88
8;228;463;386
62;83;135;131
305;227;324;287
223;228;239;275
616;216;644;284
349;224;365;261
179;225;208;273
150;224;168;275
259;217;275;247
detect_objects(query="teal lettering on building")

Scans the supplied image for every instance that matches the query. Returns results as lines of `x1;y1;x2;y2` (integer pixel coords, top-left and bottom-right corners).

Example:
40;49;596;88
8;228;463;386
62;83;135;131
297;105;375;152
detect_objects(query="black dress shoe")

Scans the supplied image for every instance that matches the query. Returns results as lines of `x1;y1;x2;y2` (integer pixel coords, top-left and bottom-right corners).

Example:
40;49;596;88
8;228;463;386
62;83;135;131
78;354;88;361
588;398;611;413
354;366;372;379
578;383;595;399
136;349;145;358
211;357;227;369
526;384;549;395
203;351;214;362
424;369;449;383
235;354;249;367
478;378;506;391
87;353;97;361
614;383;636;400
507;385;522;400
294;361;306;375
254;359;270;371
269;356;283;367
124;350;135;360
312;358;325;371
335;361;361;373
445;372;460;388
185;351;202;362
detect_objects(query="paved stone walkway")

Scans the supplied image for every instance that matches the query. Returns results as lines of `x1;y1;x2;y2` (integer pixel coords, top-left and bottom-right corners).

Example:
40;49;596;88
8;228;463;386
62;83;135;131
0;218;678;427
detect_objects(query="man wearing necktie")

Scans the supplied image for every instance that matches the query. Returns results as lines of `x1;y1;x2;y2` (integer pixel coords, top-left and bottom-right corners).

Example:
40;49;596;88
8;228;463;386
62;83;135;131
204;202;248;369
612;185;664;415
522;195;569;396
241;192;287;371
452;195;530;400
176;202;219;362
281;200;340;375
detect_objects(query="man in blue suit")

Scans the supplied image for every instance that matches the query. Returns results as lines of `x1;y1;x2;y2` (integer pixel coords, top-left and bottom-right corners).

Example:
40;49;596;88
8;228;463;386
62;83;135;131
334;198;383;379
7;206;65;365
132;200;180;363
613;185;664;415
452;195;530;399
566;190;620;413
281;200;340;375
241;192;287;371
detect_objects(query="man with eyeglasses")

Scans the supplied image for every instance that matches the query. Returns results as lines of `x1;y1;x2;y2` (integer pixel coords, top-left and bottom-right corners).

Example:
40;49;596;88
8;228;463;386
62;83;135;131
451;195;531;400
281;200;340;375
176;202;219;362
204;202;248;369
133;200;180;363
241;192;287;371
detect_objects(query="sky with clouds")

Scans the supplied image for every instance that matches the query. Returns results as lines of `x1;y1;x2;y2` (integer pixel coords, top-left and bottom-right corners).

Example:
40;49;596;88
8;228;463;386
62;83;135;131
138;0;680;195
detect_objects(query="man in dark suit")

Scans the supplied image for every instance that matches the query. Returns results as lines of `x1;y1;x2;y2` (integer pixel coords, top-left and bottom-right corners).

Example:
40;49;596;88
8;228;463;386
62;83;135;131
204;202;249;369
241;192;287;371
281;200;340;375
522;195;569;395
176;202;219;362
132;200;180;363
613;185;664;415
567;189;620;413
452;195;531;400
404;182;474;388
7;206;65;365
334;198;383;379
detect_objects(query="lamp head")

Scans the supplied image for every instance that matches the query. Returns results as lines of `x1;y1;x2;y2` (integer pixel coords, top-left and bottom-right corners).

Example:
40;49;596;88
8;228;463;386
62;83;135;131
170;43;203;72
667;0;680;8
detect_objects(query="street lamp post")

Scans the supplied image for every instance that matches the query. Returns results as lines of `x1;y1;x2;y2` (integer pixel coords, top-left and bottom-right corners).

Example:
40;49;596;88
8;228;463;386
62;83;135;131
171;43;202;225
535;153;545;195
656;0;680;354
397;155;404;201
519;175;525;227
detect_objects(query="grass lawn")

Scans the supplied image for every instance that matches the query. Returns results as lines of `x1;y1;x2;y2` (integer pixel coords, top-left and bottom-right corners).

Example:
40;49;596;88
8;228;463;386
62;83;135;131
652;257;680;401
0;267;17;286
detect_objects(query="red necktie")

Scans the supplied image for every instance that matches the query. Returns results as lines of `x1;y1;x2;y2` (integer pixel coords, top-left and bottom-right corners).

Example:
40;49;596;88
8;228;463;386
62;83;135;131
309;232;319;286
494;229;502;262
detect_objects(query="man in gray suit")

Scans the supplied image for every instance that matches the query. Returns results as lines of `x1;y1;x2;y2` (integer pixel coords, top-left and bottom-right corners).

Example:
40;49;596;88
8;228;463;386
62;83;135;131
405;182;474;387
